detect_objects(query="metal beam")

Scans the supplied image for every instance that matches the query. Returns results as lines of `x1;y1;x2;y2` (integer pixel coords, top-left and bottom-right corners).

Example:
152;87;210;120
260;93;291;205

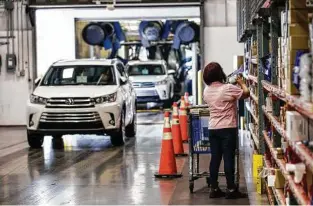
270;6;281;148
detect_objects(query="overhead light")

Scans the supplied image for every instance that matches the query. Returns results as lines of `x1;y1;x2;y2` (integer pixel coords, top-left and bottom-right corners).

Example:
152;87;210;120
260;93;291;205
106;0;116;10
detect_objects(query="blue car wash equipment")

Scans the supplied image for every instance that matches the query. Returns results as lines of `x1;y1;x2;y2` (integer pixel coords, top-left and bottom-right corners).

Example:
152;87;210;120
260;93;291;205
139;21;163;48
102;22;126;59
82;22;126;60
172;21;199;50
82;22;107;46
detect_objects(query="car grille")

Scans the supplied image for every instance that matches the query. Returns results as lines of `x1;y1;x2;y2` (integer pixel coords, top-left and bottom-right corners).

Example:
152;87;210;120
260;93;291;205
132;82;155;88
135;89;158;97
137;96;160;103
46;97;94;108
38;112;104;130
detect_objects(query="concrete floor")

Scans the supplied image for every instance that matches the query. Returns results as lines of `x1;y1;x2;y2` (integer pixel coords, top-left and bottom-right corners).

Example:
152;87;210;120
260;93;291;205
0;112;268;205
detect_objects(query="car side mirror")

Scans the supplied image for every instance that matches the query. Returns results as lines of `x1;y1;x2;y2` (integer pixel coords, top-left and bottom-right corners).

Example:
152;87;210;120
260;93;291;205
120;77;127;85
34;77;41;87
168;70;176;75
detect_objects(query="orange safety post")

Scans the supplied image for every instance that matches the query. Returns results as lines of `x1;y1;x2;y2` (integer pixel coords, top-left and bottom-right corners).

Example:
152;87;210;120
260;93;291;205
155;111;182;178
172;102;187;157
179;96;189;143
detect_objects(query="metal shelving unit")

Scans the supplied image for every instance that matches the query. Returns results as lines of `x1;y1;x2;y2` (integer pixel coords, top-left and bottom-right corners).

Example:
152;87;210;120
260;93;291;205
237;0;313;204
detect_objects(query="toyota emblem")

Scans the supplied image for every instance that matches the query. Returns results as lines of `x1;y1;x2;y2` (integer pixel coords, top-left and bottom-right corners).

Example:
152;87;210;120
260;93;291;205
65;98;75;105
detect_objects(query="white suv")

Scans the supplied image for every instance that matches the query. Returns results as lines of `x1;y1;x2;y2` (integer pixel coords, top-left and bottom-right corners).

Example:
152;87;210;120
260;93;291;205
126;60;176;108
26;59;137;148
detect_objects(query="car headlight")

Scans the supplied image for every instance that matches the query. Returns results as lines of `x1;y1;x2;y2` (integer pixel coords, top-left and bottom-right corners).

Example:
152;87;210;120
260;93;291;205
92;93;117;104
30;94;48;105
155;79;168;85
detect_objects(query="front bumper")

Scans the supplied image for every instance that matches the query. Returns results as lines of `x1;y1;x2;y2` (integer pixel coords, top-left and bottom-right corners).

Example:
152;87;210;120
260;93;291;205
26;101;122;135
134;85;170;103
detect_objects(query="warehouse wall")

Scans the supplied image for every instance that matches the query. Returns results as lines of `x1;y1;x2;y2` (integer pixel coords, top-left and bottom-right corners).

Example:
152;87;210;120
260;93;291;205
0;1;243;125
35;7;200;77
203;0;244;75
0;4;34;125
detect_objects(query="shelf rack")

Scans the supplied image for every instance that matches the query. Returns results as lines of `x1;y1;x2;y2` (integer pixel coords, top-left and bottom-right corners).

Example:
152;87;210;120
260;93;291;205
250;92;259;104
263;131;310;205
238;0;313;204
249;124;260;150
263;156;286;206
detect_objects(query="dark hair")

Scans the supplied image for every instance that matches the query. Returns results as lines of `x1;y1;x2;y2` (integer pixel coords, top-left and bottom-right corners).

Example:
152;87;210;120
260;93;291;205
203;62;227;85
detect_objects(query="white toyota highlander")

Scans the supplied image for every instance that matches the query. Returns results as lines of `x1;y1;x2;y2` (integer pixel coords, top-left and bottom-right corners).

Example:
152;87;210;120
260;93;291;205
126;60;176;108
26;59;137;148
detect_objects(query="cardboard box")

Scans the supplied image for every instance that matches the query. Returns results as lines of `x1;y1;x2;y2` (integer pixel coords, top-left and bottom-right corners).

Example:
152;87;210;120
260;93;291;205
256;168;265;195
253;154;263;178
275;169;285;189
289;0;307;9
286;78;300;95
286;111;309;142
233;55;243;71
288;9;309;23
289;36;309;50
289;23;309;36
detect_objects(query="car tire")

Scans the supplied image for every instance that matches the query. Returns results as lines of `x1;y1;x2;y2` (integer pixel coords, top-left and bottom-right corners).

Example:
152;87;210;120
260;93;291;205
110;111;126;146
27;130;44;148
125;110;137;138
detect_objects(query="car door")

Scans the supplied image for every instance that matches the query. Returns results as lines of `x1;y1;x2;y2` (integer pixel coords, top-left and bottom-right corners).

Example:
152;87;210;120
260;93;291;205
116;63;134;125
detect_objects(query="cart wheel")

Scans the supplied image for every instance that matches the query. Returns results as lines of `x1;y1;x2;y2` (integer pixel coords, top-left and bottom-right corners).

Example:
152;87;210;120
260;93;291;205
189;182;194;193
206;177;211;187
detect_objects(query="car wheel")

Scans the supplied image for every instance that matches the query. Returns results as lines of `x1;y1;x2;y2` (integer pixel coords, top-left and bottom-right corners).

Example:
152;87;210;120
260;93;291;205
27;130;44;148
110;111;126;146
125;110;137;138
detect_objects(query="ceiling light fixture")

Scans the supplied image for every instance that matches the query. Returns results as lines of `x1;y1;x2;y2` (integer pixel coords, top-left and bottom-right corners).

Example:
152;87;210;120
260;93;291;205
106;0;116;10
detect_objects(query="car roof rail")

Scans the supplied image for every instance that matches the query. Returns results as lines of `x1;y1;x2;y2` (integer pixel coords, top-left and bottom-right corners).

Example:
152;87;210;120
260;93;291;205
51;59;68;65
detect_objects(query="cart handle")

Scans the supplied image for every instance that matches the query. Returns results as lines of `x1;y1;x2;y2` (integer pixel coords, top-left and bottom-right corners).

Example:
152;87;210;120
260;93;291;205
187;104;208;110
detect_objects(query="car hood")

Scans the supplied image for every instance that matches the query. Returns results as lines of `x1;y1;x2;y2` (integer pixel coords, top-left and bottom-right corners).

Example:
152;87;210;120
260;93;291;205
33;85;119;98
128;75;167;83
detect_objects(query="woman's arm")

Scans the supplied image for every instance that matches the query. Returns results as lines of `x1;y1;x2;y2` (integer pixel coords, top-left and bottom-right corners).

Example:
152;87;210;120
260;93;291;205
236;77;250;99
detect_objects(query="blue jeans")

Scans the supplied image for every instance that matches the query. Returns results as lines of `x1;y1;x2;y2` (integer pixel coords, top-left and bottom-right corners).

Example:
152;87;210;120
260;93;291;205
209;128;237;190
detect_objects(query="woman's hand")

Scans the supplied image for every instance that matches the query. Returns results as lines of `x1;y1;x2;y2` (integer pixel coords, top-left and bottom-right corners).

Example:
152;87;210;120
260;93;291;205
236;76;244;85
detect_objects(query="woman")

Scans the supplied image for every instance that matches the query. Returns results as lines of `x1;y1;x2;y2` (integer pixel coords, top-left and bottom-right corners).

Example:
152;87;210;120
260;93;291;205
203;62;250;199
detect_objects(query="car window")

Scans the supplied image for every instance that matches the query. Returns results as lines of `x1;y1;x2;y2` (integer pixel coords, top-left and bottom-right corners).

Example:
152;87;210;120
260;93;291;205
128;64;165;76
41;65;116;86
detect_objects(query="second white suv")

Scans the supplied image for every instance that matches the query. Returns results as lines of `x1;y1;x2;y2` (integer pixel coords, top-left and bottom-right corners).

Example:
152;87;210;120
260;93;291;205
26;59;137;148
126;60;176;108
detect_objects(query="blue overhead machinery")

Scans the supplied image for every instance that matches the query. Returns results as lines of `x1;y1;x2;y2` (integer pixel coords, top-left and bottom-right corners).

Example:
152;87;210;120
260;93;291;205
82;22;126;61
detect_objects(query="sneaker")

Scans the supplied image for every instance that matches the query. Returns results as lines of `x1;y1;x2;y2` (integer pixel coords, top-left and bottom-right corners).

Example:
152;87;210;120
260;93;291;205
209;187;226;198
225;189;247;199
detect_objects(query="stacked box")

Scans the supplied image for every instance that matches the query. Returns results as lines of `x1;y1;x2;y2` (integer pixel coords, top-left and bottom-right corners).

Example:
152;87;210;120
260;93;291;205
284;0;310;95
289;0;307;9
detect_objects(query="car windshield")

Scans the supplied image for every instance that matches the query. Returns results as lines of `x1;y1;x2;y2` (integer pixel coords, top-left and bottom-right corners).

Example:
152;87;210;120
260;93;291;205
128;64;165;76
41;65;116;86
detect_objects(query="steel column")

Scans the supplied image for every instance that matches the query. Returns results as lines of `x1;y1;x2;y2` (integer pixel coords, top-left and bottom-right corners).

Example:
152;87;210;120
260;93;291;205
270;6;281;148
257;18;269;154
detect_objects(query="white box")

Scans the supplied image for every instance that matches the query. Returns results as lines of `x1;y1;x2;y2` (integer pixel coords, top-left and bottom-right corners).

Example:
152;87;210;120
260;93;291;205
286;111;309;142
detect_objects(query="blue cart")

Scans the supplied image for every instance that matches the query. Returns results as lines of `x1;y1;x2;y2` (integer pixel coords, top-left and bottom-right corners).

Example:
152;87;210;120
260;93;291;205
187;106;240;193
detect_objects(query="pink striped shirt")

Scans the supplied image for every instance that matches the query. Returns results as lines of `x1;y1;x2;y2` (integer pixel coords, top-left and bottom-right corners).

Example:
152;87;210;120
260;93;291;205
203;82;243;129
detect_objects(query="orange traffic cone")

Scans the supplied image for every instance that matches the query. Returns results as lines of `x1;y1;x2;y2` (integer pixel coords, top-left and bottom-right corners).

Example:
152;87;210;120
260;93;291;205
184;92;190;107
155;111;182;178
179;97;189;143
172;102;187;157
